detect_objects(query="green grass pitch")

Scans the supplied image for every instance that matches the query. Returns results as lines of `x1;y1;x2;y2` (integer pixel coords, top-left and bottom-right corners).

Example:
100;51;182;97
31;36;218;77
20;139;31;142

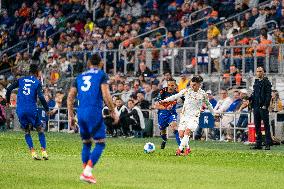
1;131;284;189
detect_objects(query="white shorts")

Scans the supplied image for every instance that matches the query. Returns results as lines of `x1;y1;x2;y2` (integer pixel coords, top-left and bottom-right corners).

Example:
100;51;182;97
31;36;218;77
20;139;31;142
178;115;199;131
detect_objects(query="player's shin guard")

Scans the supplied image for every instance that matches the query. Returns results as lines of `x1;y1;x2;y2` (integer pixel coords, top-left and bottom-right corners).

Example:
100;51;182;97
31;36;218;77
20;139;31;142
82;143;92;167
25;133;34;150
160;129;167;142
89;142;106;168
38;132;46;150
173;130;181;146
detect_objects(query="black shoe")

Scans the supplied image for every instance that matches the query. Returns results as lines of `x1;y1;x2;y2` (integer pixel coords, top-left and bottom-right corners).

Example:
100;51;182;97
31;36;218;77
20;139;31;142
161;141;166;149
264;145;270;150
250;145;262;150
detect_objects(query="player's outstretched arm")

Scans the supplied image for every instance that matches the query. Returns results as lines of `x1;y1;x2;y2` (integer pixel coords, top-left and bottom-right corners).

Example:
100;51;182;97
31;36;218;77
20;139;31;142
203;94;215;116
160;88;186;103
37;84;49;112
101;83;119;124
5;80;19;106
67;86;77;128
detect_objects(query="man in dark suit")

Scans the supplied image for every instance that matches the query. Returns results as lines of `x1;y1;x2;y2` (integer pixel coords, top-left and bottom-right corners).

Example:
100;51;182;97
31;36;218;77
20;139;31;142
250;67;272;150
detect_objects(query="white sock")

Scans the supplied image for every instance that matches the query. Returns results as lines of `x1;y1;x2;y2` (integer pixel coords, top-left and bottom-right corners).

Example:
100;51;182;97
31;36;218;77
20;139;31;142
184;135;190;148
179;135;188;150
83;165;93;177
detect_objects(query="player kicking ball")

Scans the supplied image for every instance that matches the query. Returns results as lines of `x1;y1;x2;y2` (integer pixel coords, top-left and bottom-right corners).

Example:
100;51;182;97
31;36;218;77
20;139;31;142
160;75;214;156
154;78;181;149
6;64;50;160
67;54;118;184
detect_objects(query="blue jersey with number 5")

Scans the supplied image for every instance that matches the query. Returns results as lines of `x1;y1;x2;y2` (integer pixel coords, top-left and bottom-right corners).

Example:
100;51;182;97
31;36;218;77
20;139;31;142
75;68;108;110
6;75;49;113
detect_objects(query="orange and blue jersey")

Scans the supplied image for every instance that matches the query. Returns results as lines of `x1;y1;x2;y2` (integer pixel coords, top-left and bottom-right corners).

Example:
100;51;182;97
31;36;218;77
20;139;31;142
155;88;178;130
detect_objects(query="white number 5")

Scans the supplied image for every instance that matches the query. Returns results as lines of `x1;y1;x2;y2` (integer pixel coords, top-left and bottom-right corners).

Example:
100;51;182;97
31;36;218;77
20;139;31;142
23;83;31;95
81;76;92;92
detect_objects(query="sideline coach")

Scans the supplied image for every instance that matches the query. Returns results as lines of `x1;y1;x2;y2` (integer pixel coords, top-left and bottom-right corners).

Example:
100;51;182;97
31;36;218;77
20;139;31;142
250;67;272;150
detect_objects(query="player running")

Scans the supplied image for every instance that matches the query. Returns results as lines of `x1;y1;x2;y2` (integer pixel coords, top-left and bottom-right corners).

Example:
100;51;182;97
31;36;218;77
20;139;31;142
154;78;181;149
67;54;118;184
6;64;50;160
160;75;214;156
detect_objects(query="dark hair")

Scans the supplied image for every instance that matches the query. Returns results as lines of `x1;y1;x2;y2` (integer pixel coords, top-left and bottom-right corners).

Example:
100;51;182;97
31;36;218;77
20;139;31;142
167;78;176;83
128;99;134;103
29;64;39;74
88;53;101;66
163;70;171;75
191;75;203;83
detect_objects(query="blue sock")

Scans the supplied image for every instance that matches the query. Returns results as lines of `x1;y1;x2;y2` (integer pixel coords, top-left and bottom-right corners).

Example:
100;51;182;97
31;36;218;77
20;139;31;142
89;143;105;168
82;143;92;165
25;134;34;150
174;130;181;146
161;134;167;142
38;132;46;150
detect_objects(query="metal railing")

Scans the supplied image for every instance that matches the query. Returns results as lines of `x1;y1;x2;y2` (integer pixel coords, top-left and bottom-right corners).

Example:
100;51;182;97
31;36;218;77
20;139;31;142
188;6;213;23
118;26;168;51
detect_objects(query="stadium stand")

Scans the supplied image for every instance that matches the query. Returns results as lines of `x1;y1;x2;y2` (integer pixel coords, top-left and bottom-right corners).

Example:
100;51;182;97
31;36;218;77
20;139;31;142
0;0;284;141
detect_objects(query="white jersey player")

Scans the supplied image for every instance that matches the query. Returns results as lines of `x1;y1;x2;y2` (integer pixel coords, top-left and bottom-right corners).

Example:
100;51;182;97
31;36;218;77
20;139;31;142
160;75;214;156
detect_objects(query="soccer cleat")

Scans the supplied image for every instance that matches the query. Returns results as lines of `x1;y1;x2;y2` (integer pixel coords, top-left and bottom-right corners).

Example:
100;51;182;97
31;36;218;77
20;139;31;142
31;151;41;160
42;150;49;160
175;149;182;156
250;145;262;150
183;148;191;156
80;173;97;184
160;141;166;149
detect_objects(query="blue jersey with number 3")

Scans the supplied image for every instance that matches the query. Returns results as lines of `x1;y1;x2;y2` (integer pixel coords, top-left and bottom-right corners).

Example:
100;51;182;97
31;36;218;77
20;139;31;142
75;68;108;110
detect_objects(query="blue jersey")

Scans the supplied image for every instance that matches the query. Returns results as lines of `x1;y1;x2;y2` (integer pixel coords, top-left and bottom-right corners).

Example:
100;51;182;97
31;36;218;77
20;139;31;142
6;76;49;112
6;76;49;129
73;68;108;140
156;88;178;116
74;68;108;110
156;88;178;130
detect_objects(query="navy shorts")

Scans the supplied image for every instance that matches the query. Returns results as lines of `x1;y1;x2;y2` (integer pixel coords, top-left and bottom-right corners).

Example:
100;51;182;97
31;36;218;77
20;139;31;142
77;108;106;140
158;113;177;130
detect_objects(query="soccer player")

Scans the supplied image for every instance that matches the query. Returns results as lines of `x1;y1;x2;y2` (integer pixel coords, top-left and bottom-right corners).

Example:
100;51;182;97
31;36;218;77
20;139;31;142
160;76;214;156
154;78;181;149
6;64;50;160
67;54;118;184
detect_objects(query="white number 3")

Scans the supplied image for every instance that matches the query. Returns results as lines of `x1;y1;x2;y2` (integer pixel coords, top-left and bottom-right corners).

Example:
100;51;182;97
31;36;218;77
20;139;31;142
81;76;92;92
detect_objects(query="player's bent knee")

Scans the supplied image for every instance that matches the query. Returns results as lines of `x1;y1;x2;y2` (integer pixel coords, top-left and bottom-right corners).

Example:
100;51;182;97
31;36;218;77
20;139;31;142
82;139;92;144
37;126;44;133
160;129;167;135
94;138;105;144
170;122;177;130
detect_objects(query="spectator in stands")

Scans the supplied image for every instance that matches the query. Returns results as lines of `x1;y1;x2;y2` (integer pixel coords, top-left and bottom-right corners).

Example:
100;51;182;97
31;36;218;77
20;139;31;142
136;61;152;77
136;91;151;110
151;79;160;99
252;7;267;28
18;19;33;39
236;95;250;142
208;38;221;72
206;90;217;108
256;32;272;67
269;89;283;137
121;99;145;137
207;23;220;41
115;97;129;136
177;71;189;92
143;83;153;102
121;82;132;103
161;70;172;88
19;2;31;18
248;7;259;27
214;89;233;114
0;54;13;73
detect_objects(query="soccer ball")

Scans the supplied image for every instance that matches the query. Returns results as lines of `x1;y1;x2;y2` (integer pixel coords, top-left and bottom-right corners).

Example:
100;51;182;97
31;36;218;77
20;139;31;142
144;142;155;153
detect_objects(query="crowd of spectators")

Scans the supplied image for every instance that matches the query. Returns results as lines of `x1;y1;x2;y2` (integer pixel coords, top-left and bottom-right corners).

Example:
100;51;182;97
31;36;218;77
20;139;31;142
0;0;284;139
